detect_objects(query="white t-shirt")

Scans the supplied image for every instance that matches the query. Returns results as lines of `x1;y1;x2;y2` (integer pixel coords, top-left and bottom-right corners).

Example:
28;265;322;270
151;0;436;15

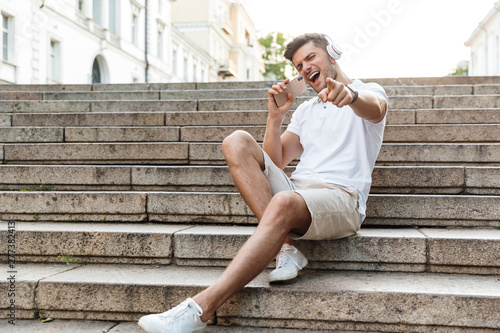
286;79;388;221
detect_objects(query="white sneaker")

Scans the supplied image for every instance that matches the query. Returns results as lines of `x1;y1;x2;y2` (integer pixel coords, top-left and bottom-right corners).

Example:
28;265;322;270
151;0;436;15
138;298;207;333
269;244;308;283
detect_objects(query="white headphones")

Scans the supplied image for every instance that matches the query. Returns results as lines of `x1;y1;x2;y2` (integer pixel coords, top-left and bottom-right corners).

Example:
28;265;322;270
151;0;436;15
323;34;343;60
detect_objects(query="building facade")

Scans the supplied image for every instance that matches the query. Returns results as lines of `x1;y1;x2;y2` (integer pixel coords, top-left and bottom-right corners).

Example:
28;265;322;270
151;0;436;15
465;1;500;76
0;0;263;84
171;0;264;81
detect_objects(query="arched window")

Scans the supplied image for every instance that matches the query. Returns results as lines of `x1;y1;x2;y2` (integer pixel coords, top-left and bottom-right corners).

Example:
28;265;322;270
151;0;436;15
92;57;101;83
91;55;109;84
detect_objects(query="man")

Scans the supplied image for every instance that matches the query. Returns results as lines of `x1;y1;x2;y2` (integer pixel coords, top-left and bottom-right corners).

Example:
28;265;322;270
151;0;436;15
138;33;388;333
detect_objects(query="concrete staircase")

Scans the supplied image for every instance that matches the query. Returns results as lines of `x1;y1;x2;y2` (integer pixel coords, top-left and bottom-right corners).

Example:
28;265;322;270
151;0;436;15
1;76;499;332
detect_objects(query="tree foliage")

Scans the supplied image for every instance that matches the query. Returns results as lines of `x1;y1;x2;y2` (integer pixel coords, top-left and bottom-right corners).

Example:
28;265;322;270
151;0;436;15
259;32;291;80
448;61;469;76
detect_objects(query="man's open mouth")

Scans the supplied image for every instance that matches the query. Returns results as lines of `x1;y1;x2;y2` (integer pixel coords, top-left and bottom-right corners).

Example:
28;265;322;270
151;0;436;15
308;71;320;84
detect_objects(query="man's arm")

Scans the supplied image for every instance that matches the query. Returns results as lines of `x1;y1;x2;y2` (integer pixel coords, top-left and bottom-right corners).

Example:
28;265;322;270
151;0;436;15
318;78;388;123
264;80;303;169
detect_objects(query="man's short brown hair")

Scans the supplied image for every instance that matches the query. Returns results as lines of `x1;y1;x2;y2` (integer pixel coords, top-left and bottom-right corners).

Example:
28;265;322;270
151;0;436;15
284;33;329;62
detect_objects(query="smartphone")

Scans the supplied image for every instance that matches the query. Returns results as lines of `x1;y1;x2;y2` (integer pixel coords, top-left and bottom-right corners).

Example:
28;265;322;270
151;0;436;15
273;76;307;107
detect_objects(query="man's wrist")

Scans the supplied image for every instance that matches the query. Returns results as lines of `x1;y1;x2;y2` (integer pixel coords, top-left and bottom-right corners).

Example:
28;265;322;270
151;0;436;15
267;114;285;124
344;84;358;105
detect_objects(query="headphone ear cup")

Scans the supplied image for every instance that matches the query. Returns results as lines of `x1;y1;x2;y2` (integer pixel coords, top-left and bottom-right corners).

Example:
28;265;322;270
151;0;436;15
326;42;342;60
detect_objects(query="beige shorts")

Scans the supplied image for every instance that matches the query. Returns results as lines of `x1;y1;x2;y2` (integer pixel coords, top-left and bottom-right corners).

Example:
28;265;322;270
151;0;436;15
262;151;361;241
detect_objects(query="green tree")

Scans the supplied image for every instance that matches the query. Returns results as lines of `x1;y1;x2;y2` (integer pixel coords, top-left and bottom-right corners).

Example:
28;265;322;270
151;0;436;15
259;32;294;80
448;60;469;76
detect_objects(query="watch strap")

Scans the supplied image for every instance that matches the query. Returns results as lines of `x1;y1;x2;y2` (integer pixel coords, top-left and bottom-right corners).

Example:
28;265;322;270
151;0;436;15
345;84;358;105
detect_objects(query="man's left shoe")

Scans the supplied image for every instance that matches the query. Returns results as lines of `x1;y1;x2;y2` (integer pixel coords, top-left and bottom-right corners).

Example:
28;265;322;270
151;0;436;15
269;243;308;283
138;298;206;333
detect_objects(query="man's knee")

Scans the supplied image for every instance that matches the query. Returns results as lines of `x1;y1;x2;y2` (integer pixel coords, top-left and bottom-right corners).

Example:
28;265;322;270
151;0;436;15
222;130;261;164
261;191;310;232
222;130;253;150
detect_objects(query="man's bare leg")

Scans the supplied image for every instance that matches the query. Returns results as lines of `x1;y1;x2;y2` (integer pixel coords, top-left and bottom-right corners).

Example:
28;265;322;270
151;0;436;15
220;130;272;220
190;131;311;322
193;190;311;322
220;130;296;246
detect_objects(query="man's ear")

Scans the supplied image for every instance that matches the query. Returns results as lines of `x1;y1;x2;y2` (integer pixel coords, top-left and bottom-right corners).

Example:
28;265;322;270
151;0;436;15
329;56;336;64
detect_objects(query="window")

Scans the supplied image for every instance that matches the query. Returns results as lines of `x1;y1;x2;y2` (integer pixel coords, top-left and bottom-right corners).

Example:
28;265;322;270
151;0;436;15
109;0;119;35
132;13;138;45
2;13;12;62
93;0;102;25
157;28;163;59
172;47;177;75
245;30;251;47
49;40;61;81
92;57;101;83
193;62;197;81
496;35;500;75
78;0;84;12
183;57;188;81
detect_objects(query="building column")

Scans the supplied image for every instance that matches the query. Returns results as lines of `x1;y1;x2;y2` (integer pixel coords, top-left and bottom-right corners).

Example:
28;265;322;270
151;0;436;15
83;0;93;18
101;0;109;29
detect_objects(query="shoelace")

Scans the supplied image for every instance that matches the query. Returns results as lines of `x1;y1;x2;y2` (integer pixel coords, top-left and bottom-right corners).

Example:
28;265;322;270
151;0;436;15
276;246;302;269
160;299;202;323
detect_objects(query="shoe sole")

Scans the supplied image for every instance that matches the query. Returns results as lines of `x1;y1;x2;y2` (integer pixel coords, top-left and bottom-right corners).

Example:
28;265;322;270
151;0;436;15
269;258;308;283
138;319;206;333
137;320;151;333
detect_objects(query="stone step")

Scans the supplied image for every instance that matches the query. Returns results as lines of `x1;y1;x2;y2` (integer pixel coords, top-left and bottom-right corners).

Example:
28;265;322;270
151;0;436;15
474;84;500;95
30;85;498;101
0;165;133;191
434;95;500;108
1;165;497;194
0;191;147;222
0;191;498;227
6;108;500;129
0;92;43;100
11;112;166;127
363;75;500;86
148;192;500;227
195;95;499;110
187;143;500;166
0;221;185;265
2;143;189;164
382;124;500;142
2;222;498;275
175;226;500;275
377;143;500;165
164;108;500;126
0;125;484;144
0;76;498;93
414;108;500;124
196;96;434;111
0;84;93;92
187;84;499;97
2;124;500;144
3;263;499;331
43;91;161;101
0;100;197;113
0;320;331;333
0;84;498;102
2;142;500;165
2;95;500;113
0;82;195;92
0;127;64;143
176;124;500;143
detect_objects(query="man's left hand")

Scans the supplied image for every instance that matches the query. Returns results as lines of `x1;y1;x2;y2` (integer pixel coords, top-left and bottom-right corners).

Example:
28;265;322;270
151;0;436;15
318;77;354;107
